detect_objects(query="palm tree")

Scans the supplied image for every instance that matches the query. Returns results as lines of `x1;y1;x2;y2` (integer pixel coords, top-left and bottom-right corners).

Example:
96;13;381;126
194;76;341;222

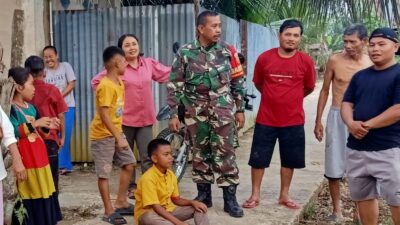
201;0;400;28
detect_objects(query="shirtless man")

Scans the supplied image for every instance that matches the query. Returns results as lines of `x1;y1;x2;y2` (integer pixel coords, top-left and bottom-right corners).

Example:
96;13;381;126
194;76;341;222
314;24;372;222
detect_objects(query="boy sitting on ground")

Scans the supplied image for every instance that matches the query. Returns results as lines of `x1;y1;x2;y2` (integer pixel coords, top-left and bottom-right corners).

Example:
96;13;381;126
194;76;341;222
134;138;210;225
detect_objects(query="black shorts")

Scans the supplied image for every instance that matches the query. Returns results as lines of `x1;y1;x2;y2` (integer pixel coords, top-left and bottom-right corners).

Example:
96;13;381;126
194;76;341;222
248;123;305;169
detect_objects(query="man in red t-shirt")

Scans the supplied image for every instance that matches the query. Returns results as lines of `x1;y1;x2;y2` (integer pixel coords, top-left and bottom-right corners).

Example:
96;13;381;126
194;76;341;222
243;19;316;210
25;55;68;194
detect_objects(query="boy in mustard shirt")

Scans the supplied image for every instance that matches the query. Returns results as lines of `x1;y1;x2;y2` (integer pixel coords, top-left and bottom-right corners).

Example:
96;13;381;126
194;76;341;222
134;139;210;225
90;46;136;225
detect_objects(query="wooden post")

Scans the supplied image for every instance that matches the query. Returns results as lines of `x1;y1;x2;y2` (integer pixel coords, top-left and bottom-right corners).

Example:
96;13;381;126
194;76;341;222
193;0;200;38
43;0;51;46
193;0;200;18
240;19;247;73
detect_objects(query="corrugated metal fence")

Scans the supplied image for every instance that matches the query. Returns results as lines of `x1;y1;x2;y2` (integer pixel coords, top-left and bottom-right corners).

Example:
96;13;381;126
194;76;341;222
220;15;279;131
53;4;195;162
53;4;278;162
220;14;241;51
246;23;279;115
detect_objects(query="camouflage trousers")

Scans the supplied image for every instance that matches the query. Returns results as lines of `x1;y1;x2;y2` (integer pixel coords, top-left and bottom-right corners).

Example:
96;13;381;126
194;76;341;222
185;106;239;187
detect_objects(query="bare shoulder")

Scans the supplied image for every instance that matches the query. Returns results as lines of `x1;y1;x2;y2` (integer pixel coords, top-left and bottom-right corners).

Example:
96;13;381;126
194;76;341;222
361;54;373;66
326;51;343;68
328;51;346;63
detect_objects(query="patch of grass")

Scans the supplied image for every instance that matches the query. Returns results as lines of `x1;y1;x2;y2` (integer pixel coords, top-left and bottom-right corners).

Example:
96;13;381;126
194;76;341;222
303;200;316;220
382;218;394;225
349;220;361;225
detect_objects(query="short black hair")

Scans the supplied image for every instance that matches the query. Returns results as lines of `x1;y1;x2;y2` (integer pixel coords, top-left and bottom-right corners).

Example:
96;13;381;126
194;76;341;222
196;10;219;27
102;46;125;64
147;138;171;158
279;19;303;35
43;45;58;54
344;23;368;40
24;55;45;77
8;66;31;86
117;34;139;49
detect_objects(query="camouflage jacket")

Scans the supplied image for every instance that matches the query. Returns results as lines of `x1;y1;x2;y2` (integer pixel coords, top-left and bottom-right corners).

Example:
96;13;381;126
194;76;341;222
167;40;246;118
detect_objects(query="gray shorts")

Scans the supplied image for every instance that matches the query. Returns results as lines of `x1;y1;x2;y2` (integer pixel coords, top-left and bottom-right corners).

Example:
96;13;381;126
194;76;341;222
346;147;400;206
325;107;348;179
91;136;137;179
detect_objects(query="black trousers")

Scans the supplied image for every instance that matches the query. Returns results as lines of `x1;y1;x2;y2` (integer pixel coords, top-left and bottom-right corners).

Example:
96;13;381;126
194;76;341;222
44;140;59;193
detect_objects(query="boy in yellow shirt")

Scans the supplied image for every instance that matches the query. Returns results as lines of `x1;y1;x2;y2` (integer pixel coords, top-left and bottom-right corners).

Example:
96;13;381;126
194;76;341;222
90;46;136;225
134;139;210;225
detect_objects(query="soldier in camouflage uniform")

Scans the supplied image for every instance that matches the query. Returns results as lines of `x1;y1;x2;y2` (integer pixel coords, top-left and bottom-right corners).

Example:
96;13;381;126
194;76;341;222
167;11;246;218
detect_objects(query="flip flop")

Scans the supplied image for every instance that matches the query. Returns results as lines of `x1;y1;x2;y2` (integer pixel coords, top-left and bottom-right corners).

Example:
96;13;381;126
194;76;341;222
59;169;72;175
127;189;135;200
278;200;300;209
128;191;135;200
127;184;136;199
242;199;260;208
115;203;134;216
102;212;127;225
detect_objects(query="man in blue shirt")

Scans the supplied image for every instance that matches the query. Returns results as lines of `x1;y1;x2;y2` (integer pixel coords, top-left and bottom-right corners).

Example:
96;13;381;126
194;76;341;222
341;27;400;225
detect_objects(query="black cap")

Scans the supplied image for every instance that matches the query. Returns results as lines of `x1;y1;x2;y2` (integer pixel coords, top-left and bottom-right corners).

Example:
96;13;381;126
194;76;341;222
369;27;399;43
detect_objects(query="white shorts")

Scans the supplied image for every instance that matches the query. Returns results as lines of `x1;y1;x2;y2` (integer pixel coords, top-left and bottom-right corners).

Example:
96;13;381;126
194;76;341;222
325;107;348;179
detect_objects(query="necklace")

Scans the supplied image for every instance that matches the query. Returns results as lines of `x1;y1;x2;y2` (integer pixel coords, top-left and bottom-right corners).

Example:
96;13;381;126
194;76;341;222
12;100;28;108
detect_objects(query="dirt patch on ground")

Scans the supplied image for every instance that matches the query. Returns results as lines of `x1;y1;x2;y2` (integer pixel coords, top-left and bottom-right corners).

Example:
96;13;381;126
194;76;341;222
295;180;394;225
61;203;101;221
58;164;102;225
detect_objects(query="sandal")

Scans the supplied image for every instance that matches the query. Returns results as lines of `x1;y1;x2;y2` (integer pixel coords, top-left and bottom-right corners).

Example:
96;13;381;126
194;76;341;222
242;199;260;208
102;212;127;225
59;169;72;175
278;199;300;209
128;190;135;200
127;183;136;199
115;203;134;216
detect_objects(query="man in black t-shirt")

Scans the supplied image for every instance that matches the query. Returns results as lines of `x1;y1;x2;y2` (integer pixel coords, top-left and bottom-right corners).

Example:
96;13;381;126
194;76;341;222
341;27;400;225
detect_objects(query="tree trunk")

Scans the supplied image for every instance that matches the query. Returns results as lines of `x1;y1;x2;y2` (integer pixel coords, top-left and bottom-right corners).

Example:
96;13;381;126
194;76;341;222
10;9;24;67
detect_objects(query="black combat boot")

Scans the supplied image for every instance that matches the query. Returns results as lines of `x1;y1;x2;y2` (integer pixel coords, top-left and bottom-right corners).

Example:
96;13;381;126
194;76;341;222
194;183;212;208
222;185;244;218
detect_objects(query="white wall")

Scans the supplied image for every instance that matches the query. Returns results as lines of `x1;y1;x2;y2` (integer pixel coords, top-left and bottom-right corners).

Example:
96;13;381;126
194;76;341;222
0;0;47;71
0;0;19;69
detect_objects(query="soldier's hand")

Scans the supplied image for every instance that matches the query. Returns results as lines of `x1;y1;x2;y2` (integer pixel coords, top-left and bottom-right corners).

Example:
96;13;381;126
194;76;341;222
169;117;180;133
235;112;245;130
0;127;3;139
